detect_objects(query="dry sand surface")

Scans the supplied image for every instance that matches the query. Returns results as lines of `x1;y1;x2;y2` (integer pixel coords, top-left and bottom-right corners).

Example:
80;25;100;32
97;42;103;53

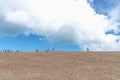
0;51;120;80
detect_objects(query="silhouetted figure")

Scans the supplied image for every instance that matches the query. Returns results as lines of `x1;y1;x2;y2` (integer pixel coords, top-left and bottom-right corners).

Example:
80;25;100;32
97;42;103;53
52;48;54;51
87;48;89;52
46;49;49;52
36;49;39;52
4;50;6;52
7;49;10;52
16;50;19;52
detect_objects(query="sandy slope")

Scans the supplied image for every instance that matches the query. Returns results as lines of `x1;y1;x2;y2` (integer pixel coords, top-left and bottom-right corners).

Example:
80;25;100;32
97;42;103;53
0;51;120;80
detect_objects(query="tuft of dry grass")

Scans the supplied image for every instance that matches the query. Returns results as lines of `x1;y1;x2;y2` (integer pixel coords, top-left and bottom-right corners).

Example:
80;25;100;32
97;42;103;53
0;51;120;80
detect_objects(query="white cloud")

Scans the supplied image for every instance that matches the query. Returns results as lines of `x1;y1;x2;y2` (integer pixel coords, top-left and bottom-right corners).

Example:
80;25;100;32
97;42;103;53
108;3;120;35
110;4;120;21
5;10;30;25
0;0;120;51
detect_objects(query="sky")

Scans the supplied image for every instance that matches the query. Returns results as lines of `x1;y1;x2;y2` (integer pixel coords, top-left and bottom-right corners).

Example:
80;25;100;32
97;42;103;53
0;0;120;51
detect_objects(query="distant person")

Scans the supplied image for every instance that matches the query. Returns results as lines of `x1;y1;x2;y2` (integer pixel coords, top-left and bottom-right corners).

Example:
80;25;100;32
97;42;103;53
46;49;49;52
52;48;54;51
7;49;10;52
4;50;7;52
36;49;39;52
87;48;89;52
16;50;19;52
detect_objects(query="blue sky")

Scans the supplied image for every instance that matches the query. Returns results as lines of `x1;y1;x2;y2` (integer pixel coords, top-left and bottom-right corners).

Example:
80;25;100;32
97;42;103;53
92;0;119;16
0;34;80;51
0;0;120;51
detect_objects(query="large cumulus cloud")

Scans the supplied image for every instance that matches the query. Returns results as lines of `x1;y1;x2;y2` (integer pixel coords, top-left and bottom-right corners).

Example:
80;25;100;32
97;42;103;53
0;0;120;51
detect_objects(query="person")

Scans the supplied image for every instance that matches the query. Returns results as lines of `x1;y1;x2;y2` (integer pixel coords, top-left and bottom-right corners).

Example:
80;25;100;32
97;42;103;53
87;48;89;52
46;49;49;52
36;49;39;52
17;50;19;52
52;48;54;51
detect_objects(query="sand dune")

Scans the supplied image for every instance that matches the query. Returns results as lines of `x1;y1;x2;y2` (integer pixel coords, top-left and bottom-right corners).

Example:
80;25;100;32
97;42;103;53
0;51;120;80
